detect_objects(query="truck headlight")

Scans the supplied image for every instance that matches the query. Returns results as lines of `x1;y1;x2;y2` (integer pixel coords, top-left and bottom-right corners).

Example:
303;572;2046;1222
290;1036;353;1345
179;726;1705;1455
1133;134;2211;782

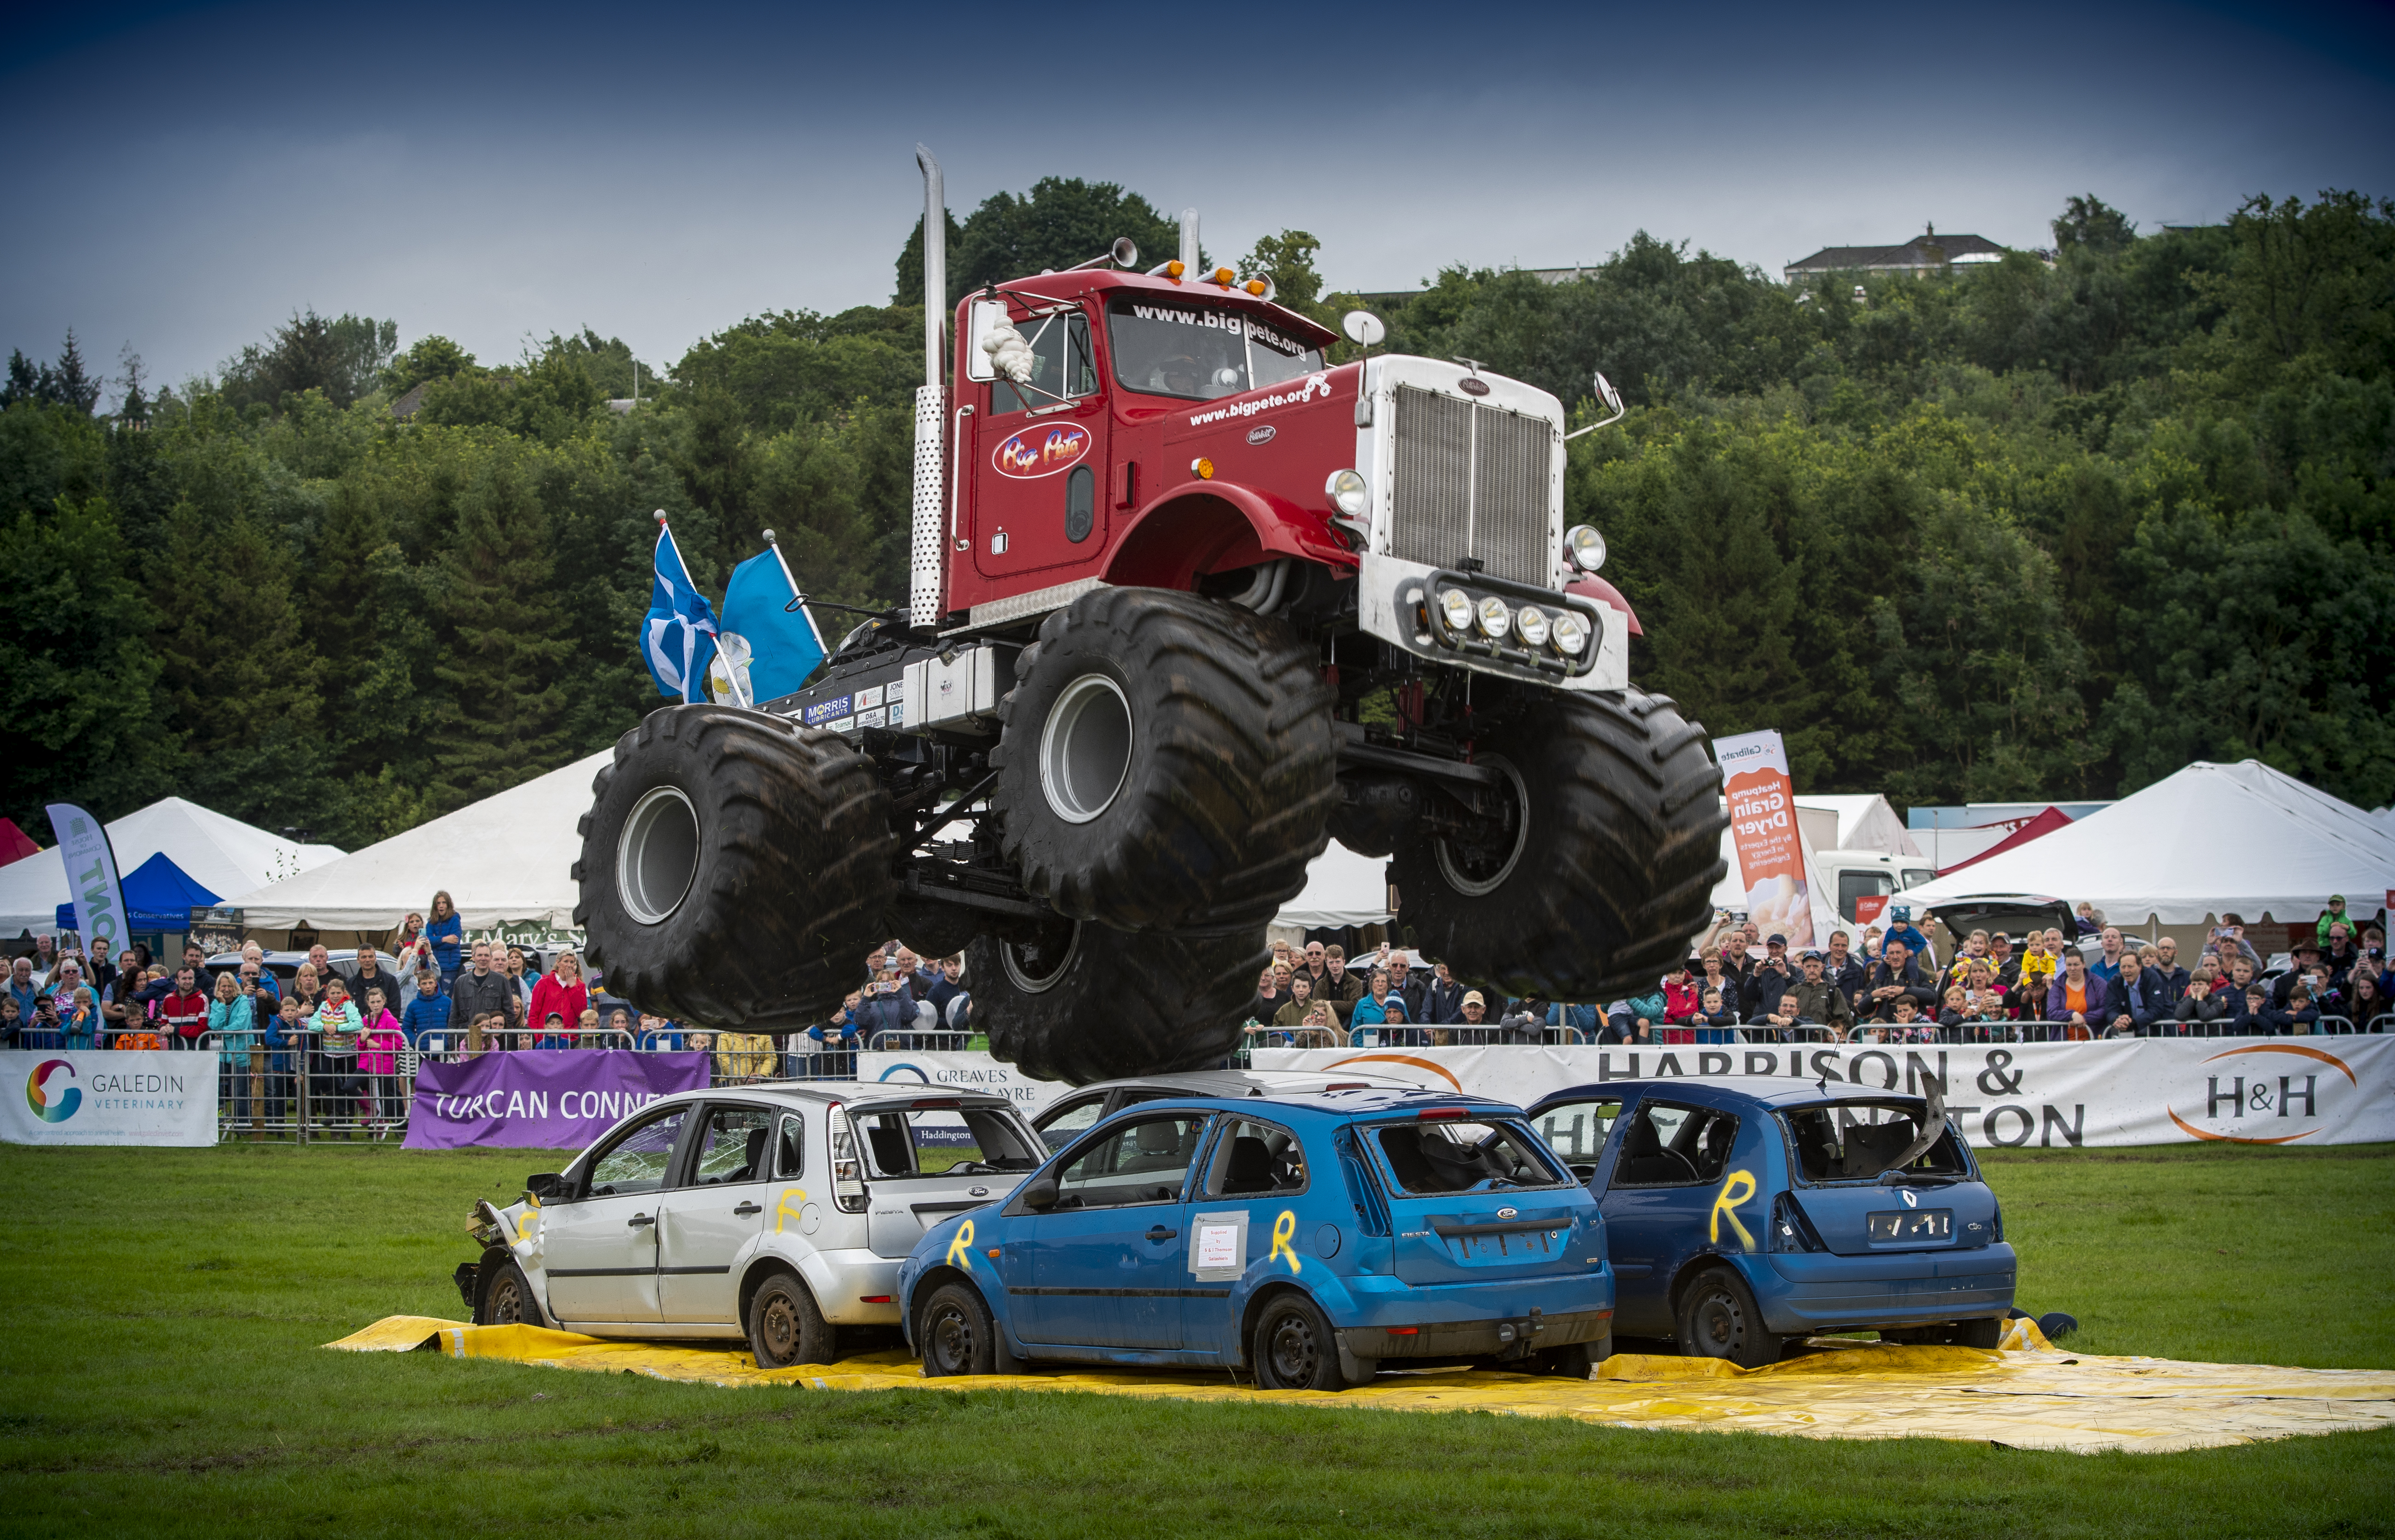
1515;606;1550;648
1326;469;1370;519
1566;524;1607;573
1475;596;1511;639
1550;610;1589;656
1439;588;1475;631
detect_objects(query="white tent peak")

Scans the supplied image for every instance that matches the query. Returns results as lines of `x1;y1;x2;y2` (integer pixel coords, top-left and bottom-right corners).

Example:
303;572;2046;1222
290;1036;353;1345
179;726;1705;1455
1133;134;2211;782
228;752;612;932
1900;759;2395;927
0;796;345;937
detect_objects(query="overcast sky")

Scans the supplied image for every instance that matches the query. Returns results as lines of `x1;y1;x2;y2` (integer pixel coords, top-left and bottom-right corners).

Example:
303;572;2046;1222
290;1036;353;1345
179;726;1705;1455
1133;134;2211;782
5;0;2390;394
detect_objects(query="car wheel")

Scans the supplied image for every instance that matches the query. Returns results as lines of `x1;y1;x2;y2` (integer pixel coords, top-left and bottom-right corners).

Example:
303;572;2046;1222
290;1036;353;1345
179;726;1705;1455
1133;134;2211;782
1527;1342;1593;1379
1957;1316;2003;1350
1677;1266;1779;1369
747;1271;835;1369
1252;1293;1355;1391
476;1261;545;1328
917;1282;1000;1378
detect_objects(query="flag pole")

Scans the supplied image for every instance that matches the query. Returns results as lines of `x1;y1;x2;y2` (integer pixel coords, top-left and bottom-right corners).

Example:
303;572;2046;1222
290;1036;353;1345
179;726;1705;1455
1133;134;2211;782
763;529;828;655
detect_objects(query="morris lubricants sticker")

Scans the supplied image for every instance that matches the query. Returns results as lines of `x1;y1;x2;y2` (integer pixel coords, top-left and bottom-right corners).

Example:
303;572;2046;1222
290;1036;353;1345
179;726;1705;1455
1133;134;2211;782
804;695;851;727
993;424;1092;479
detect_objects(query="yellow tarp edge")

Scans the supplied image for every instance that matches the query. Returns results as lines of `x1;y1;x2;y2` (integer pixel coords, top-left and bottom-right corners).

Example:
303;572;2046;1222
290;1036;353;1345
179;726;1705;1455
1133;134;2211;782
327;1315;2395;1455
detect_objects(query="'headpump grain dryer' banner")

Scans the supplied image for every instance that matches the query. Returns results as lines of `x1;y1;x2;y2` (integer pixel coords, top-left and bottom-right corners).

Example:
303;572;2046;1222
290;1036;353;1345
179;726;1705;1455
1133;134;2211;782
1712;729;1816;949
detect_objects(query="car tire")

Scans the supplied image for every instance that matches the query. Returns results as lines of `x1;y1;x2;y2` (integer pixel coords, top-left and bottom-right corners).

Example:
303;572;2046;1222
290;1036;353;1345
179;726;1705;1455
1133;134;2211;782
476;1260;546;1328
994;587;1337;933
1676;1266;1779;1369
1527;1341;1594;1379
1390;689;1727;1002
575;706;896;1032
917;1281;1002;1378
747;1271;836;1369
971;917;1267;1084
1251;1293;1355;1392
1957;1316;2004;1350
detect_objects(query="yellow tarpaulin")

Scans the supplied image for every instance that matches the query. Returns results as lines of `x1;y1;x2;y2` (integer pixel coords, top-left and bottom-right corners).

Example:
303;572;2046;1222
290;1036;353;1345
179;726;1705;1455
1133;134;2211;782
328;1315;2395;1455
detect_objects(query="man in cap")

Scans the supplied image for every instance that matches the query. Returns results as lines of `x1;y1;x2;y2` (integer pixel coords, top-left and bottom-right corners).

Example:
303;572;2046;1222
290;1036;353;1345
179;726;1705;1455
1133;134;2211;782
1741;934;1797;1020
2274;937;2325;1010
1790;949;1853;1035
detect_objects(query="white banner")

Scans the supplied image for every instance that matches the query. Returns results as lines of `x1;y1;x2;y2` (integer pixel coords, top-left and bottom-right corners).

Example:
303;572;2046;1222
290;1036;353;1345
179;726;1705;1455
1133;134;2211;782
46;802;128;955
855;1051;1073;1115
1252;1037;2395;1148
2;1051;218;1146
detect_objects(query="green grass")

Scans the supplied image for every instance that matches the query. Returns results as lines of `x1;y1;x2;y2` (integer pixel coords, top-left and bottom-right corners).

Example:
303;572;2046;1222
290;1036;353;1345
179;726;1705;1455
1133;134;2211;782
0;1140;2389;1537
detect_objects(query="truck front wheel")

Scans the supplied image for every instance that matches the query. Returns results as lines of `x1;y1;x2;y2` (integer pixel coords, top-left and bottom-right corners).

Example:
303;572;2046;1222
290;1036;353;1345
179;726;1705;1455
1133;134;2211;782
575;707;896;1032
969;917;1266;1084
1389;689;1726;1004
993;587;1337;933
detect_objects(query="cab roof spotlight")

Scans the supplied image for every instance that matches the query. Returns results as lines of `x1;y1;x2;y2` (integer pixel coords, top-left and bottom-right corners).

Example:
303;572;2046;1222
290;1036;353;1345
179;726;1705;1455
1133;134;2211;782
1475;595;1512;640
1550;610;1589;656
1566;524;1608;573
1439;588;1475;632
1212;266;1237;287
1515;605;1551;649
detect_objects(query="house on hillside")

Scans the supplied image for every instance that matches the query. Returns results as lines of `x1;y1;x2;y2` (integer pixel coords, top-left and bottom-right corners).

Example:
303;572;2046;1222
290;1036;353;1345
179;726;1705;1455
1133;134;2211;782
1782;224;2021;284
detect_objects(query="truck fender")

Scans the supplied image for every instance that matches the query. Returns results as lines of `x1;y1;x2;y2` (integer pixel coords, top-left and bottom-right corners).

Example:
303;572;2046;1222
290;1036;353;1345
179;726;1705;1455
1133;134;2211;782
1103;481;1355;590
1565;575;1642;636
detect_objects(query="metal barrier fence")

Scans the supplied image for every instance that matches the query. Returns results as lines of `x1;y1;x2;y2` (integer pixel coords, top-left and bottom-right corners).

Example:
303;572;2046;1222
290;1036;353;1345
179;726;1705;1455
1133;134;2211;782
1837;1014;2391;1044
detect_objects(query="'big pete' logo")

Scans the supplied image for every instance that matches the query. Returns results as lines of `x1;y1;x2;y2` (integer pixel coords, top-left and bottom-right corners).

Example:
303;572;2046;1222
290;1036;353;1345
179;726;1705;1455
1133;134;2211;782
993;425;1091;479
26;1059;80;1123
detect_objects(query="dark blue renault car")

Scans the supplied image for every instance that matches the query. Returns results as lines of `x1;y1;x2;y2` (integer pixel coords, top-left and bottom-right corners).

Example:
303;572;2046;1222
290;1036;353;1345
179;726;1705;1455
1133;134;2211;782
1525;1080;2015;1366
897;1088;1614;1389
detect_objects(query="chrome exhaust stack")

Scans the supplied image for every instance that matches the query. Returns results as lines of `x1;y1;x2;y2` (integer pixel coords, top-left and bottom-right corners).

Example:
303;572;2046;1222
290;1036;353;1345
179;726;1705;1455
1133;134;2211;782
910;144;948;631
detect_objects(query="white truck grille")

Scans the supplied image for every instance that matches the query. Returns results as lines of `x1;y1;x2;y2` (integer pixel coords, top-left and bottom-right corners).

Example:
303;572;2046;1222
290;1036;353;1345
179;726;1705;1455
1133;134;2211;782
1388;385;1555;587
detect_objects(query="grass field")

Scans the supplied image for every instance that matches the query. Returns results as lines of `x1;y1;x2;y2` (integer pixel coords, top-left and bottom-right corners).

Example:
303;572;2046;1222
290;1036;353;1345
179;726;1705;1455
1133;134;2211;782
1;1139;2389;1537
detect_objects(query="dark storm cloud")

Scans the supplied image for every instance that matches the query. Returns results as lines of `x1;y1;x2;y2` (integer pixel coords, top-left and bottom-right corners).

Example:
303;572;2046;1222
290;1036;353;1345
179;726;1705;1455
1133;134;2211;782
3;0;2388;391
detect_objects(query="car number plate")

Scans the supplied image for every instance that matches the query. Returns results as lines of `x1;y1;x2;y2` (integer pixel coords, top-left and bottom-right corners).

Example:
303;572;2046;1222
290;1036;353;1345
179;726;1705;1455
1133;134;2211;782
1867;1209;1953;1242
1455;1230;1559;1259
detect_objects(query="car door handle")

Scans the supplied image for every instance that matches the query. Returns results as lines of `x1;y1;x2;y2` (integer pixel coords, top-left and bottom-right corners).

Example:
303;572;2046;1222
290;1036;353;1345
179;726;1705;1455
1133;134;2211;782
627;1213;655;1228
733;1201;762;1216
1145;1226;1178;1242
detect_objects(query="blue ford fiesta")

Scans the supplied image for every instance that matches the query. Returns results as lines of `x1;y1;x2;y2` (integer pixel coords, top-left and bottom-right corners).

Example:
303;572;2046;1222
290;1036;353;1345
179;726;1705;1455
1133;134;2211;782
1525;1080;2016;1367
897;1088;1614;1389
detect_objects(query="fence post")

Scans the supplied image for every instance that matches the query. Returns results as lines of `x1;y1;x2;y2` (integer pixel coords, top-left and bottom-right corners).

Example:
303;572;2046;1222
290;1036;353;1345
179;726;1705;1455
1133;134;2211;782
248;1046;264;1141
297;1040;311;1146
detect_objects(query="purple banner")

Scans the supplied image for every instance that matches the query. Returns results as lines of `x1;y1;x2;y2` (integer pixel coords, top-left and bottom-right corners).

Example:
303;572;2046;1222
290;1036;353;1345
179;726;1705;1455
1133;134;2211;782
403;1051;712;1150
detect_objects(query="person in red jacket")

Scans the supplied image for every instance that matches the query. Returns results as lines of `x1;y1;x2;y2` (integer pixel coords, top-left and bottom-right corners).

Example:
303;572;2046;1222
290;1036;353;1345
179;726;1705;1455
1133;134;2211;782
526;950;590;1044
158;965;211;1050
1662;956;1705;1042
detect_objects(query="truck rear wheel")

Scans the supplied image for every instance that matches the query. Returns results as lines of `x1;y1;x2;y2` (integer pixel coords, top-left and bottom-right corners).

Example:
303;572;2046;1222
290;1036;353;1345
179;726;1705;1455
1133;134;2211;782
969;917;1266;1084
1390;689;1725;1003
575;706;896;1032
993;587;1337;933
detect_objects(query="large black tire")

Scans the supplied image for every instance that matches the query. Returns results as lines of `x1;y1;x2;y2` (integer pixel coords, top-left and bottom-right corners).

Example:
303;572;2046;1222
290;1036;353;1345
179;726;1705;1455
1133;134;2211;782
476;1260;546;1328
1251;1292;1367;1391
575;706;896;1032
917;1281;1001;1377
747;1270;836;1369
1676;1266;1780;1369
1390;689;1725;1002
970;918;1266;1085
993;587;1337;933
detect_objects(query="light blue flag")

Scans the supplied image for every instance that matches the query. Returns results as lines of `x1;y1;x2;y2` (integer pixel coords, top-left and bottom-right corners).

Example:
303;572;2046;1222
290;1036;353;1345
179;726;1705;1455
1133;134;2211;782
718;534;828;705
641;517;718;702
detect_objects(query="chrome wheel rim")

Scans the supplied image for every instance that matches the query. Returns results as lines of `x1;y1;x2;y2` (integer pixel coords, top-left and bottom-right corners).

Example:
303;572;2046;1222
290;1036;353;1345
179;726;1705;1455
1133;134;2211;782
619;786;700;924
1038;674;1133;825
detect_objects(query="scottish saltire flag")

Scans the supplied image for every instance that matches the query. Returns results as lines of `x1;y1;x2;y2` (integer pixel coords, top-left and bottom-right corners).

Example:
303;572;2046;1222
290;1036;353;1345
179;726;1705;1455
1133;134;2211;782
641;517;719;702
717;536;828;705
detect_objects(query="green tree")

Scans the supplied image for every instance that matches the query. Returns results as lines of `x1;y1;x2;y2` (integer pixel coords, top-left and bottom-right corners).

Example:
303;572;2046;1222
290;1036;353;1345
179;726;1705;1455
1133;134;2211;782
220;310;398;412
385;335;478;395
427;457;573;810
2053;195;2137;257
948;178;1182;306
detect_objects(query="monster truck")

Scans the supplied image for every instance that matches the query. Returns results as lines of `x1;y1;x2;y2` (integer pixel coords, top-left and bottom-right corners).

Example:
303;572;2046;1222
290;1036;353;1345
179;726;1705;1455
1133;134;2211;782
574;146;1728;1084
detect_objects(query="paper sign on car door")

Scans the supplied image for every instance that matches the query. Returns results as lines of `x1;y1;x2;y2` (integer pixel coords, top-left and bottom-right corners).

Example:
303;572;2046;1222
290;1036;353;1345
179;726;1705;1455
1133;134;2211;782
1190;1211;1248;1281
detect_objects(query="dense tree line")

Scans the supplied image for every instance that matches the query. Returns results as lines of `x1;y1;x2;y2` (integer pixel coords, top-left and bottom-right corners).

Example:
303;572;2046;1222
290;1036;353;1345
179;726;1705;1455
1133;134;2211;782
1;182;2388;854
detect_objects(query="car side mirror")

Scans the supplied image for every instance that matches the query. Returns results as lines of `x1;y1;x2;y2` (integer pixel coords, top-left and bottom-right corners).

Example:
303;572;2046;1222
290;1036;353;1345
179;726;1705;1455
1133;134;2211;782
1020;1175;1059;1210
527;1172;568;1201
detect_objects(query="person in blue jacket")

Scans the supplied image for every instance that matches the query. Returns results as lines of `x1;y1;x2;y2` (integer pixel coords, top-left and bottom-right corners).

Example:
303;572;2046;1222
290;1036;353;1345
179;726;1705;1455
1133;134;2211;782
402;967;454;1044
425;892;465;983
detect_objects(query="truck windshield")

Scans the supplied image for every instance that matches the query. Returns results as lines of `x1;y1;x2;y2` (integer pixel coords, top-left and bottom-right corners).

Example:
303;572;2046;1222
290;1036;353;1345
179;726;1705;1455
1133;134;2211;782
1108;297;1324;401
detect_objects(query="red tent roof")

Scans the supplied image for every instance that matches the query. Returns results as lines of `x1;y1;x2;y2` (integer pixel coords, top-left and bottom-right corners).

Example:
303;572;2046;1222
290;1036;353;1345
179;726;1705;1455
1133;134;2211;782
1936;806;2073;877
0;818;38;869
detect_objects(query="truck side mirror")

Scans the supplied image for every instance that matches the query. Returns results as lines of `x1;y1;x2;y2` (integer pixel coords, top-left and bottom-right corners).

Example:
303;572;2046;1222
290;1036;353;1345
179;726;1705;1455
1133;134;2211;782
1593;371;1622;416
1020;1175;1059;1210
966;299;1008;383
1342;310;1386;347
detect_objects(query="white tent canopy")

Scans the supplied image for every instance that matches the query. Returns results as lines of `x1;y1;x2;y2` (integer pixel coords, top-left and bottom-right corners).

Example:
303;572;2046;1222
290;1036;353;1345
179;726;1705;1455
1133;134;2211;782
0;798;344;937
229;752;609;933
1899;760;2395;927
1275;841;1392;930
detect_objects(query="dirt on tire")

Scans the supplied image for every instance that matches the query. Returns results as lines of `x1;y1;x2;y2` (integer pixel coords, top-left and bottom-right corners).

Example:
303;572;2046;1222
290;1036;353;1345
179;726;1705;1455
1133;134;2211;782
574;706;896;1031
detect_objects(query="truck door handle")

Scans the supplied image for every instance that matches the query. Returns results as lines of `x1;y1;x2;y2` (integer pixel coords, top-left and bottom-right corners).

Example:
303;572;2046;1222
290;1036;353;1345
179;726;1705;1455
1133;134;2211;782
627;1213;655;1227
733;1202;763;1216
1145;1226;1178;1242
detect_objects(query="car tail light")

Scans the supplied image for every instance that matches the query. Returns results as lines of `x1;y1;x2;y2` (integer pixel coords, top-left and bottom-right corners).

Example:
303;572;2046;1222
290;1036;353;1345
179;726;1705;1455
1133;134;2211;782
1770;1193;1825;1253
910;1098;961;1110
1417;1108;1470;1121
860;1296;893;1304
1387;1326;1419;1336
827;1104;869;1213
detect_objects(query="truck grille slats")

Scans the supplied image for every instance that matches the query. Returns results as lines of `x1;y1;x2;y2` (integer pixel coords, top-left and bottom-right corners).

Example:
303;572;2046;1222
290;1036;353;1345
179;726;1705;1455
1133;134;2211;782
1389;385;1553;586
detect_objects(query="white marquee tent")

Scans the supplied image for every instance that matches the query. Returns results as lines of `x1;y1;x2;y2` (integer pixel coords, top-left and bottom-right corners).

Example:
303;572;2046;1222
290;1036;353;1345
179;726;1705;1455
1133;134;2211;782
1899;760;2395;928
228;751;610;939
0;798;344;938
